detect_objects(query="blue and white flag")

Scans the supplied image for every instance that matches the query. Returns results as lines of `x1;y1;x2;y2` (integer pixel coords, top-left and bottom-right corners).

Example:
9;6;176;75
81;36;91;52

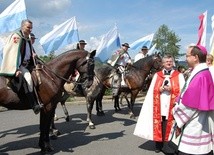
96;25;121;62
39;16;79;55
0;0;27;35
129;33;154;58
210;14;214;56
147;43;157;55
0;40;3;65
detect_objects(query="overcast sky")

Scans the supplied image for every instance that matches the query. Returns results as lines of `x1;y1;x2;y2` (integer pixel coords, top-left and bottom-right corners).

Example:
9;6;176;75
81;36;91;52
0;0;214;58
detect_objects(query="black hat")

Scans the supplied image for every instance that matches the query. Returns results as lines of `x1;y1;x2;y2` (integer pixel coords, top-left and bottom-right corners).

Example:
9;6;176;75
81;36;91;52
30;33;37;39
79;40;87;45
141;46;148;50
122;43;130;48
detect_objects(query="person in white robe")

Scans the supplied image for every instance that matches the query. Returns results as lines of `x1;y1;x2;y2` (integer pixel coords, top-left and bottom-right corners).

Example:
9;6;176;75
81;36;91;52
172;45;214;155
134;55;185;153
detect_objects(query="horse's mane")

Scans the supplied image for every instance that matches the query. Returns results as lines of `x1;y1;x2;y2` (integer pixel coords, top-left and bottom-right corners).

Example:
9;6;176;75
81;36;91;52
46;49;87;65
95;63;115;79
132;55;154;70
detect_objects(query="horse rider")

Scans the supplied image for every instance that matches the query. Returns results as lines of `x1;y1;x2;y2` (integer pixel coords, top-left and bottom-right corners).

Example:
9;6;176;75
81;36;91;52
134;45;149;62
63;40;87;95
107;43;132;96
76;40;87;50
0;19;43;114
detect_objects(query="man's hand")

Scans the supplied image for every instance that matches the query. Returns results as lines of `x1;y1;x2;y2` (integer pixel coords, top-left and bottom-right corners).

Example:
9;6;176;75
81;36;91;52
175;126;181;137
32;52;37;58
160;85;171;92
15;70;22;77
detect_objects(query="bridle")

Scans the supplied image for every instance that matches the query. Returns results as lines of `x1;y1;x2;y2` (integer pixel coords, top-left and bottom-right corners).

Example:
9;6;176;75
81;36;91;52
34;55;94;85
150;55;162;72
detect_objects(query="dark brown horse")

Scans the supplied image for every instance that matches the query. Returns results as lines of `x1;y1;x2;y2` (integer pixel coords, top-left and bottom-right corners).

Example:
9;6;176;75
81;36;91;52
0;49;96;152
96;53;162;118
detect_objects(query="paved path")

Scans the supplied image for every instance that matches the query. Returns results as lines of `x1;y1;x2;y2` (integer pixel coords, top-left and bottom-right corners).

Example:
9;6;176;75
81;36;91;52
0;99;175;155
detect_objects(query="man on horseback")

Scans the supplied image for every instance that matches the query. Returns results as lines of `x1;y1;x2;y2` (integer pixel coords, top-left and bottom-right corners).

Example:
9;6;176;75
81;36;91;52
107;43;132;96
76;39;87;50
0;19;42;114
134;45;149;62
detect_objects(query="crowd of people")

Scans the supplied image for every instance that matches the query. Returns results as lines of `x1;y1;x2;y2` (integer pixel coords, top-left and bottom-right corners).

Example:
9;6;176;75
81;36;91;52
134;44;214;155
1;19;214;155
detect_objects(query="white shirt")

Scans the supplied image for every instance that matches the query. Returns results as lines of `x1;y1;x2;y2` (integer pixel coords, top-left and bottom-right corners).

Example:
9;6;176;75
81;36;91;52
134;52;146;62
116;52;131;66
209;65;214;82
160;71;173;119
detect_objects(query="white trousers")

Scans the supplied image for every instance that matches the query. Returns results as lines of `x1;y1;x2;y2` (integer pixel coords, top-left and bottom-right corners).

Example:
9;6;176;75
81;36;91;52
19;66;33;92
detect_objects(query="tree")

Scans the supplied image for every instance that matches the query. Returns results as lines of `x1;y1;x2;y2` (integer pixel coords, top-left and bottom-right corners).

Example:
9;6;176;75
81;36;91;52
153;24;184;60
39;51;56;63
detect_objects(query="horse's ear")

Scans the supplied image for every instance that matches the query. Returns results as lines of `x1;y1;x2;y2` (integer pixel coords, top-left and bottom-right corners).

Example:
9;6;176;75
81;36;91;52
90;50;96;58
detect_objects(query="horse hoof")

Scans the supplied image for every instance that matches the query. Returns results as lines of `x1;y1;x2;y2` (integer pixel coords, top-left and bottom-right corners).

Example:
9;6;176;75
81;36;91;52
65;116;70;122
51;129;61;136
41;147;54;154
97;111;105;116
130;114;135;119
41;143;54;153
115;108;121;112
89;125;96;129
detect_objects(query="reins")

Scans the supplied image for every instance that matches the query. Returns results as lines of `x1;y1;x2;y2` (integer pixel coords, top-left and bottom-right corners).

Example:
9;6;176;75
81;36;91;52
34;57;91;85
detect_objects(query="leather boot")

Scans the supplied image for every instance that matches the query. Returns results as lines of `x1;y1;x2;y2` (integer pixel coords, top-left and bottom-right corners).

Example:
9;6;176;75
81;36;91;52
26;92;43;114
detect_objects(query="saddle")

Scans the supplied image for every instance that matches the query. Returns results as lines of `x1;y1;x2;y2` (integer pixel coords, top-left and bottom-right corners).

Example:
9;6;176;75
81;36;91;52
6;74;24;94
4;66;42;107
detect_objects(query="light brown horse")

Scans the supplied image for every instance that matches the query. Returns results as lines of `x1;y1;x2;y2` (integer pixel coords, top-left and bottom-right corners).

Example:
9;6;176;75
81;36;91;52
0;49;96;153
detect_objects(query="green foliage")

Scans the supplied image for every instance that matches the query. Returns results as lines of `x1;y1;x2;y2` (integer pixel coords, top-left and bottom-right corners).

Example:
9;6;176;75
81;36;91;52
39;51;56;63
153;24;182;60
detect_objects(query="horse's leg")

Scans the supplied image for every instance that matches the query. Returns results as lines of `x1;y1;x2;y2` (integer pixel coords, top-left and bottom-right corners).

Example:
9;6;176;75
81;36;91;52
119;93;125;107
114;95;121;112
125;95;130;106
50;108;61;140
39;108;54;152
96;90;105;116
61;102;69;122
128;91;138;119
86;98;95;129
60;92;70;122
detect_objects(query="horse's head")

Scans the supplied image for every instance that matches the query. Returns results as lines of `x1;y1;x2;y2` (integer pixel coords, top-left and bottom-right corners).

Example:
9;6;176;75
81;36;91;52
76;50;96;88
151;52;162;72
132;53;162;73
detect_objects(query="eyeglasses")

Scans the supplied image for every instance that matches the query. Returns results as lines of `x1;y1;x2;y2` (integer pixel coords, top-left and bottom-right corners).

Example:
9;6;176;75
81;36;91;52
186;54;192;57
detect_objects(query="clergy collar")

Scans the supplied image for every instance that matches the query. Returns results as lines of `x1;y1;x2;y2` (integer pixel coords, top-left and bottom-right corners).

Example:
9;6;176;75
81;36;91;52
163;69;172;75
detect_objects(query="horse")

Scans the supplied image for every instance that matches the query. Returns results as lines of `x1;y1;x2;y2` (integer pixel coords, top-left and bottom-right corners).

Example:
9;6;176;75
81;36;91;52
96;53;162;118
0;49;96;152
52;54;162;131
51;62;120;131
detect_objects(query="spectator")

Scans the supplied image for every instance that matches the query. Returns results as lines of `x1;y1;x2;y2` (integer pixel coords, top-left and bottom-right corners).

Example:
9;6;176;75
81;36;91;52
134;54;185;153
172;45;214;155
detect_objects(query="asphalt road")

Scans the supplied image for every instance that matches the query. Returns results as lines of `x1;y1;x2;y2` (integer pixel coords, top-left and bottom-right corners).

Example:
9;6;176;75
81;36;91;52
0;99;175;155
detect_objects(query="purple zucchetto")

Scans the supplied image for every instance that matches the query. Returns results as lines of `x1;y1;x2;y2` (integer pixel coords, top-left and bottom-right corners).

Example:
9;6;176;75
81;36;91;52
196;45;207;55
